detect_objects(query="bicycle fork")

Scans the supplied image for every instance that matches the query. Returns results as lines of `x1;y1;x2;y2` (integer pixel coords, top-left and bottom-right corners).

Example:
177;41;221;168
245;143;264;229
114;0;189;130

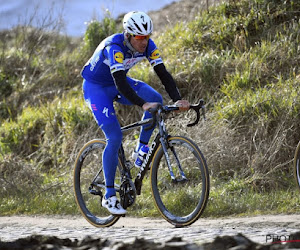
158;113;188;184
161;138;188;184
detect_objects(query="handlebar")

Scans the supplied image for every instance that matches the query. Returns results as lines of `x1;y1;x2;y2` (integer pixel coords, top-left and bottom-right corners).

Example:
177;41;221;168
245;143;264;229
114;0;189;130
145;99;206;131
187;99;206;127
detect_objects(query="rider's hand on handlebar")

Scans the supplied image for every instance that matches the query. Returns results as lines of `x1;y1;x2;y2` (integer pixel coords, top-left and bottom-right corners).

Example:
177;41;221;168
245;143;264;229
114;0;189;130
142;102;160;111
175;100;190;111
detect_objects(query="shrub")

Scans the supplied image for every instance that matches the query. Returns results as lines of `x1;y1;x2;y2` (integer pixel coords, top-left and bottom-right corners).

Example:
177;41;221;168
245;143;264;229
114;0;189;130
83;15;119;54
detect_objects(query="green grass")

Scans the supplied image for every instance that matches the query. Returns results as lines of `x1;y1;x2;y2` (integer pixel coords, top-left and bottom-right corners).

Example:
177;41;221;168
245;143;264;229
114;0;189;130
205;178;300;217
1;177;299;218
0;195;78;215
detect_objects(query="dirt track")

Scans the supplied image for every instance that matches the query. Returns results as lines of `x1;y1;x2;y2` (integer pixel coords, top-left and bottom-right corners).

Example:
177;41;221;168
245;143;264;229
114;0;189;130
0;214;300;246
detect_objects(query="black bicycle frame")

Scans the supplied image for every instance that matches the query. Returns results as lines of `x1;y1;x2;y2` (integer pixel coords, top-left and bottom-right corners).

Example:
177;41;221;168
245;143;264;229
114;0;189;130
119;108;172;195
134;133;161;195
117;99;205;195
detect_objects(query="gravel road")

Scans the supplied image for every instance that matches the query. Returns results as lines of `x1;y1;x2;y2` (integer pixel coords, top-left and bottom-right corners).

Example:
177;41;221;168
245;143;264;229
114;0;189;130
1;214;300;246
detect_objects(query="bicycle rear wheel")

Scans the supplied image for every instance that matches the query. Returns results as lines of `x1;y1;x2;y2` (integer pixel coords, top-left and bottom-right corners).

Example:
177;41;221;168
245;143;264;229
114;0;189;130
73;139;122;227
150;136;209;227
294;141;300;191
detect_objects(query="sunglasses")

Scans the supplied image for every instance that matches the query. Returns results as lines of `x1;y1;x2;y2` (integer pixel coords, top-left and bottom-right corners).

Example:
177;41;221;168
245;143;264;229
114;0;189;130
132;34;150;40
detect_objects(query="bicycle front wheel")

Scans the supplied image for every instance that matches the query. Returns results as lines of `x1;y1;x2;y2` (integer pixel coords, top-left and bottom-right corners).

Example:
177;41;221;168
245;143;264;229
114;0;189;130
73;139;122;227
150;136;209;227
294;141;300;191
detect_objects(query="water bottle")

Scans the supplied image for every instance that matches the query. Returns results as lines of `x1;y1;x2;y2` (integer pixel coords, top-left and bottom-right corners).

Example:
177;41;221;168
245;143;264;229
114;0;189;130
134;145;149;168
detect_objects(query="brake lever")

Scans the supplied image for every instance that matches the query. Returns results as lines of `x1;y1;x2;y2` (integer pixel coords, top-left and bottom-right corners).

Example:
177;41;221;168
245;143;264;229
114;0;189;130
187;99;206;127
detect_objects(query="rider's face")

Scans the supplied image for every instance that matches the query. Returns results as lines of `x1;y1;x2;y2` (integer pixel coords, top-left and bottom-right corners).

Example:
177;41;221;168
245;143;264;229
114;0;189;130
130;35;150;53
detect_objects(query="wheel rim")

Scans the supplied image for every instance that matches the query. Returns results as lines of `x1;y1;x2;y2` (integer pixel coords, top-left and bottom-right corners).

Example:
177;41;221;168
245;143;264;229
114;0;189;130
74;140;121;227
151;137;209;226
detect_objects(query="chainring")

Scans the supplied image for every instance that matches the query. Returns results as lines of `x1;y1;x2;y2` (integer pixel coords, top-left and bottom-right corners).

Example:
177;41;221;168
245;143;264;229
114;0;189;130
119;178;136;209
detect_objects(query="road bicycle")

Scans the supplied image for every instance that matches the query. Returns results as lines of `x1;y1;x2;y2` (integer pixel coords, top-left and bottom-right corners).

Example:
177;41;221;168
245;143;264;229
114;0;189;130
294;141;300;190
73;99;209;228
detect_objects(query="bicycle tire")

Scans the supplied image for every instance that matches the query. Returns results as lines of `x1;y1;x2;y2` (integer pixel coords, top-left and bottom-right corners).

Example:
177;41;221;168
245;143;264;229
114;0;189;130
150;136;209;227
73;139;122;227
294;141;300;191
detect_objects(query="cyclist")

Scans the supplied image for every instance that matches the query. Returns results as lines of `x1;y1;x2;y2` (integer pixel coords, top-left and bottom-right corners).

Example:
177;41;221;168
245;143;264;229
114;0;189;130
81;11;189;215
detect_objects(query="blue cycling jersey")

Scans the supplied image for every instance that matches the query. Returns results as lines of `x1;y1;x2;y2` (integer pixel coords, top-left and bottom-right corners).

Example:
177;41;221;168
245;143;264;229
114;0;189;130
81;33;163;85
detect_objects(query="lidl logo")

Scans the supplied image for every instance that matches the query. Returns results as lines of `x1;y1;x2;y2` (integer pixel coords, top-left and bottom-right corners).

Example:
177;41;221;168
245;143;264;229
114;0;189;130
150;49;160;60
114;51;124;63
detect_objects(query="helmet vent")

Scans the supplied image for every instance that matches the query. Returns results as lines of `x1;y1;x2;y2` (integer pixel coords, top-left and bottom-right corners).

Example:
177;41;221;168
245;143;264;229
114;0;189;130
142;23;148;31
131;18;142;33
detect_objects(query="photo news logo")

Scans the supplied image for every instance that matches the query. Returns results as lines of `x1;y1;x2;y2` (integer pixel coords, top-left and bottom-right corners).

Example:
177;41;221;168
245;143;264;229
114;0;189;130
266;234;300;244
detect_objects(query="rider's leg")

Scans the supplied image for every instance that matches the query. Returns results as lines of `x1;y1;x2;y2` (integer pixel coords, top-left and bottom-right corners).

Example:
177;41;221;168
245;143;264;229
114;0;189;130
117;77;163;151
136;83;163;150
83;80;122;199
101;121;122;198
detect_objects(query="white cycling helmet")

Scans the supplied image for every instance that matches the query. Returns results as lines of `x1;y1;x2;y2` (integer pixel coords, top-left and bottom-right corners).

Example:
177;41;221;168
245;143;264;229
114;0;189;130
123;11;153;36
